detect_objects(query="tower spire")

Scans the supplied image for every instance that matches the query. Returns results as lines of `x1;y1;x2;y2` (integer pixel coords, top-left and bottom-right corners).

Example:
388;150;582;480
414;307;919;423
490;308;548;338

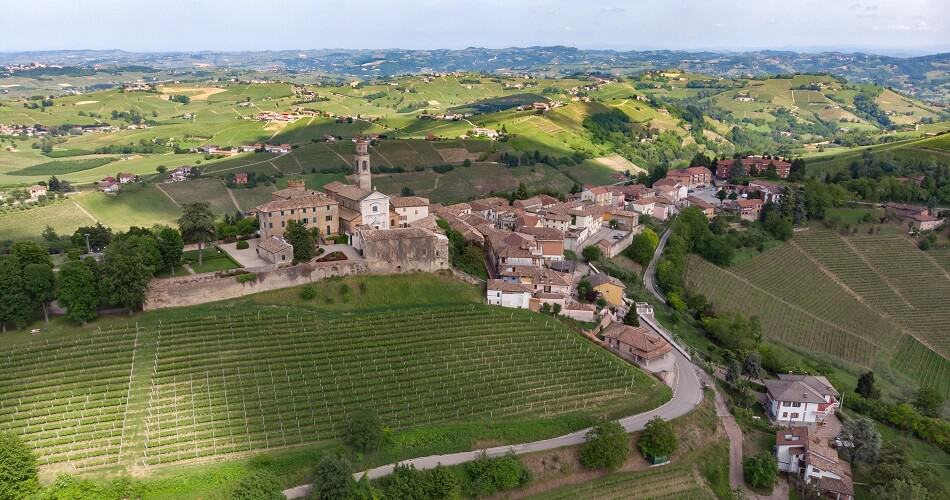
354;137;371;191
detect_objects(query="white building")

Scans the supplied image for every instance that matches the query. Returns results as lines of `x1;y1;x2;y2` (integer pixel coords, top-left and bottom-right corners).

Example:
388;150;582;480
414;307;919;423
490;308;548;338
764;374;841;425
776;427;853;500
389;196;430;227
486;280;532;309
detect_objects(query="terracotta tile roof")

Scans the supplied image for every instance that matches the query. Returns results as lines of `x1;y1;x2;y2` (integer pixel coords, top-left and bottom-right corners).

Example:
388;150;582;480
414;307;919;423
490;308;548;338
257;236;291;253
736;198;764;208
777;374;839;397
390;196;430;208
588;273;626;289
686;196;714;209
499;266;572;286
487;279;533;293
764;375;837;404
338;206;361;221
517;226;563;240
256;193;337;213
323;181;372;201
602;323;672;360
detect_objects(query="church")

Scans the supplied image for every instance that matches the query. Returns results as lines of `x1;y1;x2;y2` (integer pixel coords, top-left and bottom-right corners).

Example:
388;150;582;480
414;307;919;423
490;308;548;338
323;137;391;234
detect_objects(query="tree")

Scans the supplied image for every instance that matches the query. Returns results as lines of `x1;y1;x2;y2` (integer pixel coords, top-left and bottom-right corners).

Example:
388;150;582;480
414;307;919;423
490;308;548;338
625;228;659;265
156;165;167;174
152;225;184;274
870;479;931;500
72;223;112;253
311;454;355;500
913;387;944;418
840;416;881;465
58;259;99;324
743;452;777;489
742;351;762;380
716;189;727;205
22;263;54;323
701;313;762;351
0;256;30;332
344;410;384;453
580;420;629;470
623;307;639;326
401;186;415;196
0;432;38;499
725;358;741;385
729;159;746;182
284;220;316;263
857;371;880;399
515;182;528;200
637;416;676;463
11;241;51;268
581;245;603;263
178;202;216;266
101;236;156;313
382;463;460;500
466;452;530;496
230;471;284;500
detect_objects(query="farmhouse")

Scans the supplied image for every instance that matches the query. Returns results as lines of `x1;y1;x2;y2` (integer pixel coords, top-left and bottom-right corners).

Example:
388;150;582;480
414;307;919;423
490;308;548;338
98;180;119;193
764;374;840;425
885;202;943;231
234;173;249;185
652;178;687;202
580;185;613;205
486;280;533;309
776;427;854;500
748;180;786;203
118;173;137;184
28;184;47;200
735;198;764;221
602;323;674;373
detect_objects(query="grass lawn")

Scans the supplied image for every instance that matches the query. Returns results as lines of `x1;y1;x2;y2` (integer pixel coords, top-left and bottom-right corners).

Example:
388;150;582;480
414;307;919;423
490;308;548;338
182;246;241;273
76;184;181;231
0;198;97;241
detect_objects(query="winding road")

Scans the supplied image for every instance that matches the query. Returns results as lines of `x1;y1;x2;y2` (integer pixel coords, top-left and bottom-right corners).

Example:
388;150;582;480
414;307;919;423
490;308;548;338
644;226;673;303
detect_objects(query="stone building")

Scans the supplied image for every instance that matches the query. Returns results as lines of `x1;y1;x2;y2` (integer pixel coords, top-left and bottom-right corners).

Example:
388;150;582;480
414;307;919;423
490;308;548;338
256;236;293;264
357;227;449;273
255;180;340;239
323;181;391;233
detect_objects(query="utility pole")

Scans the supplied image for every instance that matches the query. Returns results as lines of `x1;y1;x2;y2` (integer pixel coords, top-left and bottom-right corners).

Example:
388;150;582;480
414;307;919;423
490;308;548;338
84;233;91;255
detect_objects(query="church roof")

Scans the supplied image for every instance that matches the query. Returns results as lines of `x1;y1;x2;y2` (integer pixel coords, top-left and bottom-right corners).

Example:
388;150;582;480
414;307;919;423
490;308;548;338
323;181;372;201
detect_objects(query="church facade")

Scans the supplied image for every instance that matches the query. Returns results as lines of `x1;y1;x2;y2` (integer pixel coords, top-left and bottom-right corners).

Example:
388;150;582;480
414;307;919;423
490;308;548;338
323;137;391;234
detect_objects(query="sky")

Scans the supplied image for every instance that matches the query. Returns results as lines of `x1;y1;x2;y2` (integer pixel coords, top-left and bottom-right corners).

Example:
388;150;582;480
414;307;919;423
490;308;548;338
1;0;948;55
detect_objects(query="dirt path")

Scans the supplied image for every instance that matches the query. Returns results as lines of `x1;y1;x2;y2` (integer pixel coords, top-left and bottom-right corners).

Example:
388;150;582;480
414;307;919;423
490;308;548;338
71;200;98;223
225;185;242;212
154;183;181;208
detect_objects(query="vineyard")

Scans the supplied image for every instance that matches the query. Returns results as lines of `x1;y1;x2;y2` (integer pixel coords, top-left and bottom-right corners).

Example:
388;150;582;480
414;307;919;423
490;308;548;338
526;464;712;500
0;302;669;472
686;228;950;396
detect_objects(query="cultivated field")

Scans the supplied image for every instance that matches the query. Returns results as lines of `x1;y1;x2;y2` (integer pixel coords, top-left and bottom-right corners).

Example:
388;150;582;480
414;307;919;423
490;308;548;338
686;228;950;396
0;276;669;472
527;464;713;500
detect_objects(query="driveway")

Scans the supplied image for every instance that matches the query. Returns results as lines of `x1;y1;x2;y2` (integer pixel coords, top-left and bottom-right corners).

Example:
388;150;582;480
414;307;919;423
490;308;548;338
218;239;273;270
282;351;703;498
644;226;673;302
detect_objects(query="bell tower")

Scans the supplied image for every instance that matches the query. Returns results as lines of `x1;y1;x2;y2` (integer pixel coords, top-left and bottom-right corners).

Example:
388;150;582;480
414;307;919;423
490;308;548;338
354;137;372;191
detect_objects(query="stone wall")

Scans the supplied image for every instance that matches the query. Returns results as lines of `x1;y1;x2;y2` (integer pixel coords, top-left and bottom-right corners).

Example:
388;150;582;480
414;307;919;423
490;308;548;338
144;260;369;310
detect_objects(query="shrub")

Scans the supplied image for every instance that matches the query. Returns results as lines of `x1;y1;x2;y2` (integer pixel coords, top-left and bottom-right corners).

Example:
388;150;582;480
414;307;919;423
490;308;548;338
300;285;317;300
230;471;284;500
465;452;530;497
236;273;257;283
236;240;249;250
311;453;356;500
580;420;629;470
0;432;38;499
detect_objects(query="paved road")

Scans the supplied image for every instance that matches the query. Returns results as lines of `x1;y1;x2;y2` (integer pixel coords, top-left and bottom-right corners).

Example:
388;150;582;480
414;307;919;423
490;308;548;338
283;351;703;498
644;226;673;303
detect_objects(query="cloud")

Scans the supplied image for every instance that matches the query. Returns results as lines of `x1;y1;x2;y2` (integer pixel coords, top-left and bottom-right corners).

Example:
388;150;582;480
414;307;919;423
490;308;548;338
601;6;626;14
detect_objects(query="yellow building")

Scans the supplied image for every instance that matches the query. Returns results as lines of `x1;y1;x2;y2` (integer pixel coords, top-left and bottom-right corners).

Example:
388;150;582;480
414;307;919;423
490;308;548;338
588;273;627;306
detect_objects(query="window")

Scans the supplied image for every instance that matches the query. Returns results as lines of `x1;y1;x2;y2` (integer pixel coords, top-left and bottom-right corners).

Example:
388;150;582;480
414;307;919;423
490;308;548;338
281;221;285;227
268;222;273;229
792;402;802;408
781;412;788;418
303;218;308;224
326;215;332;221
326;225;331;234
372;205;378;213
791;413;800;419
290;209;295;215
280;210;285;216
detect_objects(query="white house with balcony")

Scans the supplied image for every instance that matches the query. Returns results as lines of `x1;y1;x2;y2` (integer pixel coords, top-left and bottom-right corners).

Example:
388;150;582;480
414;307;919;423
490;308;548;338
776;427;853;500
764;374;840;425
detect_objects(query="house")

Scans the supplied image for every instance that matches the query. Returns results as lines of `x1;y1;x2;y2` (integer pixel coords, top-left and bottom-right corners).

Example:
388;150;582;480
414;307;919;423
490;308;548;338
117;173;137;184
652;178;687;202
98;180;119;193
561;302;596;322
486;280;533;309
256;236;294;265
602;323;674;372
630;197;657;216
264;144;291;154
168;167;192;182
28;184;47;200
776;427;854;500
685;196;715;219
764;374;840;425
885;202;943;232
486;231;545;272
256;180;340;239
389;196;430;227
606;209;639;231
666;166;713;188
516;226;564;261
498;266;572;296
580;186;613;206
234;172;249;185
735;198;764;221
748;180;785;204
614;183;653;201
588;273;626;306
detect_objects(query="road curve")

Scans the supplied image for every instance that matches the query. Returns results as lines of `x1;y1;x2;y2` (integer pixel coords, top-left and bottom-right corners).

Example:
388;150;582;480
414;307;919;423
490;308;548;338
283;352;703;498
643;226;673;303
